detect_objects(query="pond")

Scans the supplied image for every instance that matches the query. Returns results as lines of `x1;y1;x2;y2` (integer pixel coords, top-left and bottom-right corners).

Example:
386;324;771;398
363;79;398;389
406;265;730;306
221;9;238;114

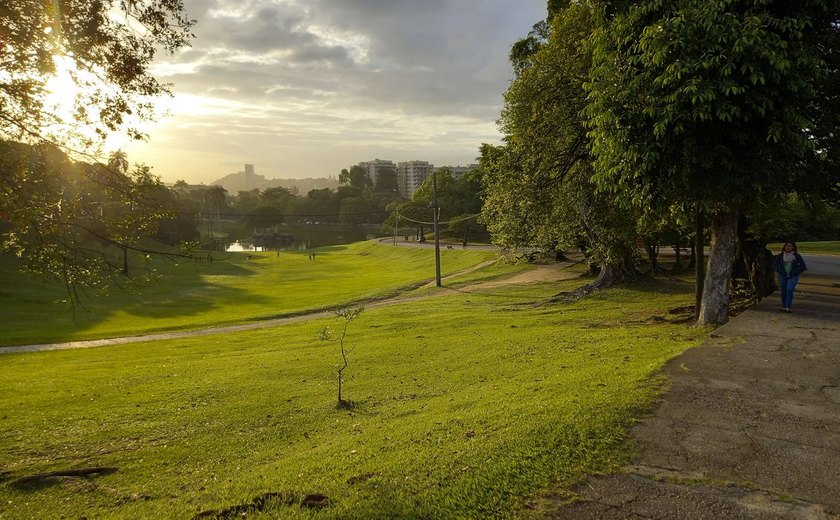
225;241;265;252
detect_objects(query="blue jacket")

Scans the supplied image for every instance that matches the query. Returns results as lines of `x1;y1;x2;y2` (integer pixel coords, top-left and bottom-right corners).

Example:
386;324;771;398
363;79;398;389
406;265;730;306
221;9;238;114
773;252;807;278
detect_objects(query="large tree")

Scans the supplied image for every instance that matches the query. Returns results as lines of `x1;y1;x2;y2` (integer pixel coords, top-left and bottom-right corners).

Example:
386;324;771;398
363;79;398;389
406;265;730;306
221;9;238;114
480;3;639;287
1;142;177;299
339;165;373;192
1;1;195;300
586;0;838;324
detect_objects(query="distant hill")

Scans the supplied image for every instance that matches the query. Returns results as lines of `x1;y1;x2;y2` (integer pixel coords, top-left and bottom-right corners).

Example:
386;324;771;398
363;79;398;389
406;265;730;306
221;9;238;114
210;171;339;195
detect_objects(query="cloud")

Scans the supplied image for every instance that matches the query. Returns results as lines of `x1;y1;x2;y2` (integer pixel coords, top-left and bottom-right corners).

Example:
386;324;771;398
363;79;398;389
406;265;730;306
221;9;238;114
130;0;547;182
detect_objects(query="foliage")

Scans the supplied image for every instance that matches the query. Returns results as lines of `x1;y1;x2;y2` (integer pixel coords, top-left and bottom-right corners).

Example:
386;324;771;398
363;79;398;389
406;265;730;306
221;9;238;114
384;168;486;243
374;167;398;193
585;0;839;323
480;3;638;284
0;140;185;301
0;1;195;295
339;165;373;191
587;0;833;212
0;0;194;147
751;194;840;242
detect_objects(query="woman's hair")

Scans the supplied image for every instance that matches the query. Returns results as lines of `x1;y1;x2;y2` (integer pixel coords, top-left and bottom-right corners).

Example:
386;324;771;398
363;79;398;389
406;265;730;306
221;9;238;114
782;241;798;253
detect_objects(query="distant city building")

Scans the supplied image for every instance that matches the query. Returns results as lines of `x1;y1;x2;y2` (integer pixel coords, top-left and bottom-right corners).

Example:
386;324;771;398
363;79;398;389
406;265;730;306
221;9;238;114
244;164;256;190
396;160;435;198
441;164;479;180
358;159;396;185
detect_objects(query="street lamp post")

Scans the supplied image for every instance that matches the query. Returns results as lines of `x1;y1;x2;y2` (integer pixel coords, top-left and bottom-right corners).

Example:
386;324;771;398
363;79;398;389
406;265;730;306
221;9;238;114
432;170;442;287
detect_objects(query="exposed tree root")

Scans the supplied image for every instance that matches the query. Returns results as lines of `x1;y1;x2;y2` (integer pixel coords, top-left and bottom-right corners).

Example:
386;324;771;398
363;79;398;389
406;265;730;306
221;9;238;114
544;267;644;305
192;491;330;519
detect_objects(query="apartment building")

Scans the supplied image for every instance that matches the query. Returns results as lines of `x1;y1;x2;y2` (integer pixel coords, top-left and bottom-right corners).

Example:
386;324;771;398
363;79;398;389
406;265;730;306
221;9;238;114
357;159;396;185
445;164;479;180
396;160;435;198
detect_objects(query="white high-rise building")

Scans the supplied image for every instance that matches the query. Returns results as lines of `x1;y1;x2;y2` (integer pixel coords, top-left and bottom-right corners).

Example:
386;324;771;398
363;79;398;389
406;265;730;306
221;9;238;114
244;164;256;190
358;159;396;185
396;160;435;198
444;164;479;180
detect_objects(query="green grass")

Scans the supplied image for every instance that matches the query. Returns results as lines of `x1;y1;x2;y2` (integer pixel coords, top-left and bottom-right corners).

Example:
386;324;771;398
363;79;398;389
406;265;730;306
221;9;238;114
0;241;496;347
767;241;840;255
0;272;708;519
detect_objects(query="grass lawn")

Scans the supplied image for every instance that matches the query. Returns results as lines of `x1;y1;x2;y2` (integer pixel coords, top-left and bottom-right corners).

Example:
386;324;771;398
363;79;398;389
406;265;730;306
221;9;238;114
0;241;496;347
0;267;708;519
767;241;840;256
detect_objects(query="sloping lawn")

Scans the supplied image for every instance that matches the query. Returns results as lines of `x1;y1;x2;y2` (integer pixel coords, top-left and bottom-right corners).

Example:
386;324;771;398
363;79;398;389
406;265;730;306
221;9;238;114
767;241;840;256
0;273;707;519
0;241;495;346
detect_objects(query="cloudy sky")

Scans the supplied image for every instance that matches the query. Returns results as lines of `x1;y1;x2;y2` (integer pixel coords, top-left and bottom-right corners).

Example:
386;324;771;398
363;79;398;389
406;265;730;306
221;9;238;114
117;0;547;184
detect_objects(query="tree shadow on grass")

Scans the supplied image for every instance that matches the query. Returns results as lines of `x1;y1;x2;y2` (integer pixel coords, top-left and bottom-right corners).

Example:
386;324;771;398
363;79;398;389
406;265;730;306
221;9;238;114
0;254;272;345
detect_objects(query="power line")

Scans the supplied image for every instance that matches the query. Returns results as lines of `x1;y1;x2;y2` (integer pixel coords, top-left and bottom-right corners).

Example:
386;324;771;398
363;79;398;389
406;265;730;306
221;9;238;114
395;212;480;226
186;210;390;218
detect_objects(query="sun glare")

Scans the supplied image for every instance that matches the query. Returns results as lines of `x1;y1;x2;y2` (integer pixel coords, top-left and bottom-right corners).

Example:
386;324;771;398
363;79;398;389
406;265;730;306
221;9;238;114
43;55;81;122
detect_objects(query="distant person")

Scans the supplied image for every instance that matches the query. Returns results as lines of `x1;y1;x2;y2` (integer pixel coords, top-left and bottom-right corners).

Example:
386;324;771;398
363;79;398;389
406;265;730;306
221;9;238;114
773;241;807;313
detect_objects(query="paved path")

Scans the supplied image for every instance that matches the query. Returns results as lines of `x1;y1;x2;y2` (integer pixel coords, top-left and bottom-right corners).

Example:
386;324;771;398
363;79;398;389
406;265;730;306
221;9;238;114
551;256;840;519
0;260;580;354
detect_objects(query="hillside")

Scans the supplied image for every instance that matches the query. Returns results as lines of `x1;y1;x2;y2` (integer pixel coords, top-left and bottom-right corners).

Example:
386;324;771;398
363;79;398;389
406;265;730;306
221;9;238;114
211;171;339;194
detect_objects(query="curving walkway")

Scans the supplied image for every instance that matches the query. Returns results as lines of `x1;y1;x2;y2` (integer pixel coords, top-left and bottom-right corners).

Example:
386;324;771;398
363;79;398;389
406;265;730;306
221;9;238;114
1;259;580;355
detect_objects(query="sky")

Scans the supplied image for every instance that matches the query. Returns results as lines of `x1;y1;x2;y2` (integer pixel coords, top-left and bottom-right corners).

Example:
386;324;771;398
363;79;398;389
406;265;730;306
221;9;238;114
116;0;547;185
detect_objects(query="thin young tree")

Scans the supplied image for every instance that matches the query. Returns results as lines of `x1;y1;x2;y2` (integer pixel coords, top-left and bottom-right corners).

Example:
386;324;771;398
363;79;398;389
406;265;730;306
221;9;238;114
318;307;365;408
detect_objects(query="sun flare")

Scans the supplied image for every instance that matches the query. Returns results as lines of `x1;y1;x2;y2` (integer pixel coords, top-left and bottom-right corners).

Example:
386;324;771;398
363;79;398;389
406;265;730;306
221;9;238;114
43;55;81;122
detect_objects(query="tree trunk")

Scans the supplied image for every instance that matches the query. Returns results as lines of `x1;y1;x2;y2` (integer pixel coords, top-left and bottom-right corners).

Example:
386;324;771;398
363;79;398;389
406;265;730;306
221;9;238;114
694;204;705;320
733;214;775;301
645;243;659;273
122;245;129;276
591;263;621;289
588;250;637;290
698;210;739;326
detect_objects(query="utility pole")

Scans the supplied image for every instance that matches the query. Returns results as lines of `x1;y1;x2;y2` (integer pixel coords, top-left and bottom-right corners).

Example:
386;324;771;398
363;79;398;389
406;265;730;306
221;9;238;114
432;170;441;287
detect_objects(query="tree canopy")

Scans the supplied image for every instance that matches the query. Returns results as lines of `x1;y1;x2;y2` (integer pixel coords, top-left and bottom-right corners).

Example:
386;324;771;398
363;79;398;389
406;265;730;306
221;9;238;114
480;3;638;284
1;1;195;300
586;0;840;323
478;0;840;323
1;0;194;148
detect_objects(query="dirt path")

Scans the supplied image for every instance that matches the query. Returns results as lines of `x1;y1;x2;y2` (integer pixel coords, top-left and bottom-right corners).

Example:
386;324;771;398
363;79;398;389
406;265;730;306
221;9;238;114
1;260;581;355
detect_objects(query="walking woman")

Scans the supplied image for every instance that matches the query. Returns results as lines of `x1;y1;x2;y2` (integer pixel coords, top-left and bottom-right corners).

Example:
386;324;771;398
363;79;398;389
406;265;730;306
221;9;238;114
773;241;807;312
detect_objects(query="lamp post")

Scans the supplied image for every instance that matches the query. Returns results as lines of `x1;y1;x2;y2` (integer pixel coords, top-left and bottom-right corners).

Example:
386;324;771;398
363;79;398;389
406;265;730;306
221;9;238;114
431;170;441;287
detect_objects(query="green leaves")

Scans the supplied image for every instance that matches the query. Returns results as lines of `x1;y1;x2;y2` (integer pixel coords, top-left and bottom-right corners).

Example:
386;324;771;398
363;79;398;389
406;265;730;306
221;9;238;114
586;0;832;208
0;0;194;148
